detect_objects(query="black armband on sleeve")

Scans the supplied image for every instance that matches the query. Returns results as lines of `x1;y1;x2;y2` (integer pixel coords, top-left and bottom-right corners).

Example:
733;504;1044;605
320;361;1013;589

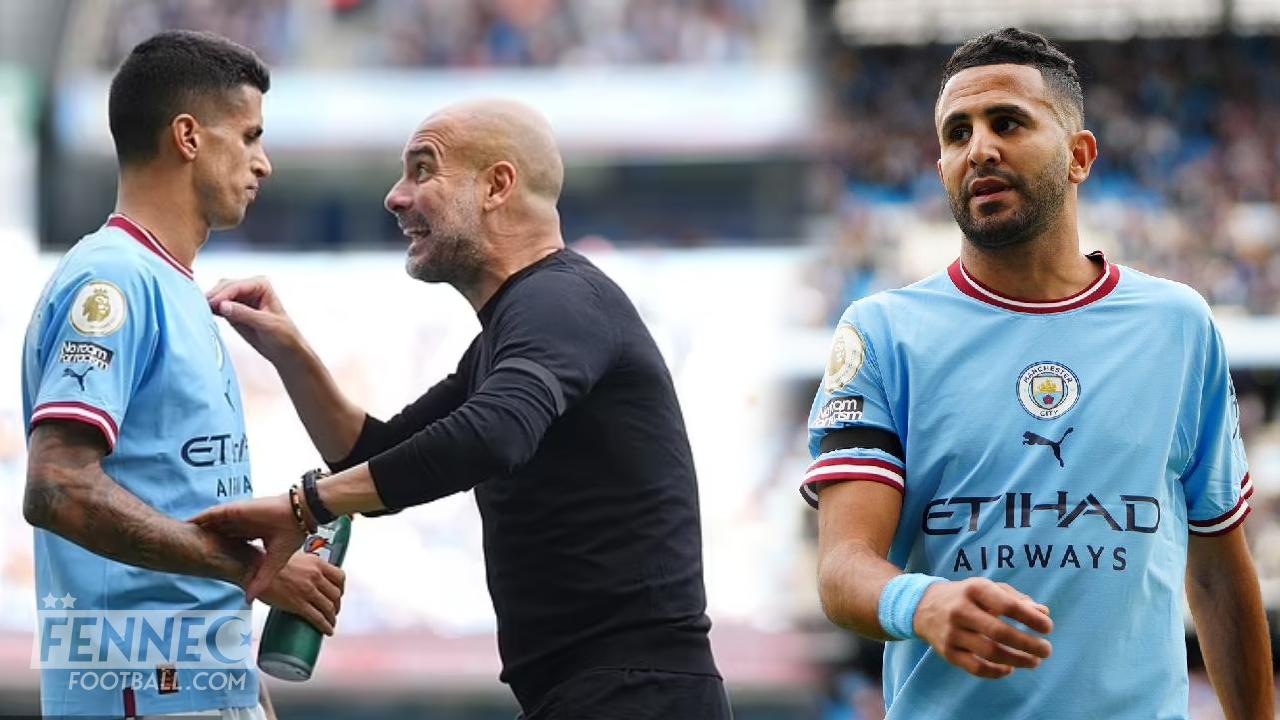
819;426;905;462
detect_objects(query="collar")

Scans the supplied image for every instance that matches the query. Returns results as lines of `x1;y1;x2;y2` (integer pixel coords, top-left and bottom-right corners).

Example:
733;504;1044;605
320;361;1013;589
947;250;1119;314
106;213;195;281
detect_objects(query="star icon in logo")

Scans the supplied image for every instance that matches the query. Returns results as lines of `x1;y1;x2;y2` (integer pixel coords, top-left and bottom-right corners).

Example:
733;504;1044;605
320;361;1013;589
240;632;253;648
41;593;59;609
59;594;77;609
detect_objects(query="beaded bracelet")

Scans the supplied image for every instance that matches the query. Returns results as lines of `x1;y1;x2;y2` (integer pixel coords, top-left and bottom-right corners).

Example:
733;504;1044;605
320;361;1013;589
287;485;314;533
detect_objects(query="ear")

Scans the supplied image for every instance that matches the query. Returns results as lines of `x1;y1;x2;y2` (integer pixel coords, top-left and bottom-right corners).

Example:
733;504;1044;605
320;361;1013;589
1067;129;1098;185
482;161;517;211
936;157;944;183
171;114;200;162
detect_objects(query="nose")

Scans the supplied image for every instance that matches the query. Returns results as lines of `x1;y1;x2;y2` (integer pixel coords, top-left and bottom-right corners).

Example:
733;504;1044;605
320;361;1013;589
385;179;411;215
967;125;1001;168
253;148;272;179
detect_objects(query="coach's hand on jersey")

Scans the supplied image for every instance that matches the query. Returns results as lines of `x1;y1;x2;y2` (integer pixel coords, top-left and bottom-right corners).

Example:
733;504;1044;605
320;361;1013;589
207;277;301;365
913;577;1053;679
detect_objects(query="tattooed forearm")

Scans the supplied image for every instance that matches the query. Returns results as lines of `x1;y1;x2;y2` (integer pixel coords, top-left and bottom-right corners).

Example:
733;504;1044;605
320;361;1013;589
21;475;68;531
24;421;258;586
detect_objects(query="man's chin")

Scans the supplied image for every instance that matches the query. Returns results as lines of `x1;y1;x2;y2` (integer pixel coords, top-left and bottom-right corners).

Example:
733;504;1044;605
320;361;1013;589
406;258;444;284
209;208;248;232
963;222;1036;250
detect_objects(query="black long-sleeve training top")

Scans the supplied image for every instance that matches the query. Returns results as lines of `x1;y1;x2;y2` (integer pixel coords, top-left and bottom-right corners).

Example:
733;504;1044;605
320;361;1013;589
329;248;718;709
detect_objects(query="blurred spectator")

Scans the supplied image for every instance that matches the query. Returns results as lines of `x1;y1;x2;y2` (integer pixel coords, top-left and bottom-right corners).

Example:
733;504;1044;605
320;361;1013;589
98;0;776;70
103;0;294;66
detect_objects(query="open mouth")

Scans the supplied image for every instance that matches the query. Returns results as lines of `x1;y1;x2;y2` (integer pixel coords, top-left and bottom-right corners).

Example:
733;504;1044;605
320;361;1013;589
401;226;432;242
970;177;1013;200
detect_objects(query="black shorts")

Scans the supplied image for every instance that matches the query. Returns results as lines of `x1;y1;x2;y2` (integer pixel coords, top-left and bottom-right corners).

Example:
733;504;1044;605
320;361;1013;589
518;668;732;720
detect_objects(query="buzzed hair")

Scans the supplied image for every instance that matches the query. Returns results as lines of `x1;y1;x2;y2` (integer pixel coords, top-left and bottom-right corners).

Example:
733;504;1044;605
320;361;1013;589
939;27;1084;129
108;30;269;167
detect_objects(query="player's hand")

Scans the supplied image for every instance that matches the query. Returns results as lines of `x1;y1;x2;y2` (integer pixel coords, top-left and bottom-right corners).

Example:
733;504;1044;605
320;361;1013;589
190;494;305;604
207;277;301;366
913;578;1053;679
258;552;345;635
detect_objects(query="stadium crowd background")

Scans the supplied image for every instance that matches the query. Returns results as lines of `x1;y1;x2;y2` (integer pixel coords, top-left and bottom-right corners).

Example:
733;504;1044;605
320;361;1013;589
1;0;1279;718
99;0;779;68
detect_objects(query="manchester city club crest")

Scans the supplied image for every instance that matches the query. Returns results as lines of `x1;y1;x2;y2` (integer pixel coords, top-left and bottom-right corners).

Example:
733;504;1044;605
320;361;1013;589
1017;361;1080;419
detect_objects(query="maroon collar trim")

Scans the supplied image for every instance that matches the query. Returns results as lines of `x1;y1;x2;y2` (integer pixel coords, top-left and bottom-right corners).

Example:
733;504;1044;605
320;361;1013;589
947;251;1120;314
106;214;194;280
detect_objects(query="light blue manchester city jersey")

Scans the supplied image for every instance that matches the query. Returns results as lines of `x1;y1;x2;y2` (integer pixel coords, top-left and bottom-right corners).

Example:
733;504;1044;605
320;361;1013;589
804;253;1251;720
23;215;258;716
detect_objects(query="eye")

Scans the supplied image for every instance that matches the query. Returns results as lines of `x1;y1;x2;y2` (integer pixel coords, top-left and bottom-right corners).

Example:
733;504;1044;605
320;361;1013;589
947;125;971;143
993;116;1021;133
415;163;430;182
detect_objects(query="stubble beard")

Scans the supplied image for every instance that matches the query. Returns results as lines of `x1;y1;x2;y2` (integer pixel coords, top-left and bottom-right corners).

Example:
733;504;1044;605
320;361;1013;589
949;152;1070;251
404;202;486;289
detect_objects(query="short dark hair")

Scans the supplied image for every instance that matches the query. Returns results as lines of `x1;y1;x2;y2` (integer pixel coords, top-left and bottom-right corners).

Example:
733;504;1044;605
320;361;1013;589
939;27;1083;128
108;30;270;166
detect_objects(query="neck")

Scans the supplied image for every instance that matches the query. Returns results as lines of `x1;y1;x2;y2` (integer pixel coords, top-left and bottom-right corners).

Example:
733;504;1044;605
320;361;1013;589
460;226;565;312
959;211;1098;300
115;170;209;269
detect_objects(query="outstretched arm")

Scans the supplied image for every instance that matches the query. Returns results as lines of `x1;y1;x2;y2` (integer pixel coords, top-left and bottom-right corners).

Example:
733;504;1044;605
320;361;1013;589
209;276;472;472
208;277;366;462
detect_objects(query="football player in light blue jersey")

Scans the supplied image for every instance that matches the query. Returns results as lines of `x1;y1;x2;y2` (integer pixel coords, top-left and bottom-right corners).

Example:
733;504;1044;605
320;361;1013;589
22;31;344;719
805;28;1273;720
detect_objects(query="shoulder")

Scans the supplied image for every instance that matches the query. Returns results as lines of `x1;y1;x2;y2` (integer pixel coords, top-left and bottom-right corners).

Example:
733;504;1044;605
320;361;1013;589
56;226;159;294
513;250;610;296
489;251;628;352
44;228;160;327
36;229;157;339
833;270;951;340
1114;264;1214;323
498;250;626;320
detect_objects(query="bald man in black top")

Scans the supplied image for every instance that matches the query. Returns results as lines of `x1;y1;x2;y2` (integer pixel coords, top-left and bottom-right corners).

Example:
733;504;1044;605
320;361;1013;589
195;99;731;719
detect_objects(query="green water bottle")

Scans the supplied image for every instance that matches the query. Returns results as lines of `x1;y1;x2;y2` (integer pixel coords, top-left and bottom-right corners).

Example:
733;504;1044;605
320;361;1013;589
257;475;352;682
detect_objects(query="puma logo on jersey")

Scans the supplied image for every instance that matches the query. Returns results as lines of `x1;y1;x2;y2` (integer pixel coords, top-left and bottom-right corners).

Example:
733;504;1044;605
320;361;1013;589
1022;427;1074;467
62;366;94;392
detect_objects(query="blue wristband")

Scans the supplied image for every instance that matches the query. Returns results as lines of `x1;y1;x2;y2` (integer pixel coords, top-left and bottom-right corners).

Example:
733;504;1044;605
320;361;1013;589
878;573;946;640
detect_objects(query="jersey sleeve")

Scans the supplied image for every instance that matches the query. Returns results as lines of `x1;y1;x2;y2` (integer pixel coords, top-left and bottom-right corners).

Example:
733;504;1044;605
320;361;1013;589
801;302;904;508
326;366;472;473
1182;318;1251;536
27;262;158;452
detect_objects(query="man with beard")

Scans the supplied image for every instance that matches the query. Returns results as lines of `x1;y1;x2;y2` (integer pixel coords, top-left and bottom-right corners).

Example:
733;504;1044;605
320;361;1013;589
191;99;730;720
802;28;1271;719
